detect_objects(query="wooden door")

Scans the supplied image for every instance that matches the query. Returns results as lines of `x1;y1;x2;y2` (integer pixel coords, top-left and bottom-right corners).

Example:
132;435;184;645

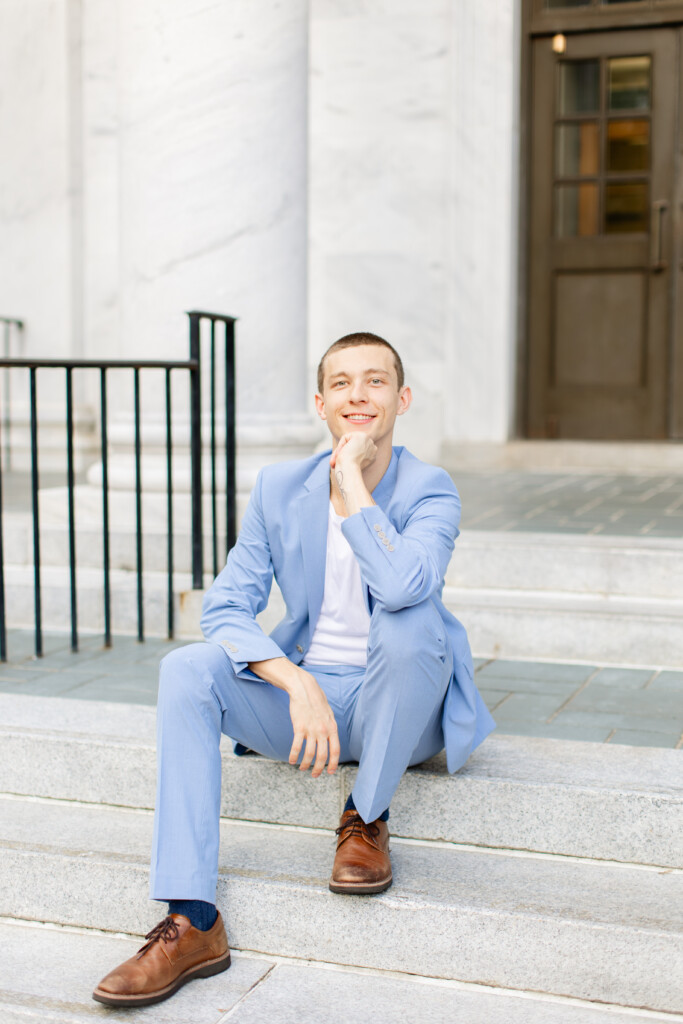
526;29;677;438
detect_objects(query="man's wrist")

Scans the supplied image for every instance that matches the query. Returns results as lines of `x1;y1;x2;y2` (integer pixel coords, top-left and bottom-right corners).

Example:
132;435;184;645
247;656;309;697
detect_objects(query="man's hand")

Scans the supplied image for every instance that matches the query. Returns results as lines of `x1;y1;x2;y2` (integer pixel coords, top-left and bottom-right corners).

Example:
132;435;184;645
330;432;377;473
247;657;340;777
287;672;341;777
329;433;377;516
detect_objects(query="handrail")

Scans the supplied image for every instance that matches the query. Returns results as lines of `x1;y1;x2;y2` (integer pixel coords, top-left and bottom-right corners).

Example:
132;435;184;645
0;312;237;660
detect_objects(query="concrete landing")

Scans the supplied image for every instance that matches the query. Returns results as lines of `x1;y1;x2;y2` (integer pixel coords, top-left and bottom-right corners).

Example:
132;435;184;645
0;631;680;749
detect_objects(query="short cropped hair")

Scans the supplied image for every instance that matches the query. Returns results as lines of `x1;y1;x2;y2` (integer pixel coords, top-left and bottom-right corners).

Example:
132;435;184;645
316;332;405;393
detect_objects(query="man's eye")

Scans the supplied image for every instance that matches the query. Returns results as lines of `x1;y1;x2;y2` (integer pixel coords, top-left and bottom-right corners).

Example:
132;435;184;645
333;380;347;387
370;378;384;385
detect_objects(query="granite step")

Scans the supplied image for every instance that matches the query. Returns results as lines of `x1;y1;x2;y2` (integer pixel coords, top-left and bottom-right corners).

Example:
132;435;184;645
3;921;677;1024
5;515;683;667
0;564;204;638
443;531;683;666
442;584;683;668
4;558;681;668
1;795;681;1012
1;694;681;867
447;530;683;600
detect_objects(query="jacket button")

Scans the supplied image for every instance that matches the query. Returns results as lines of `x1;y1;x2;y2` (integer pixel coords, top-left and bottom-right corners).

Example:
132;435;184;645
373;524;382;532
296;644;303;653
378;531;386;540
388;544;395;552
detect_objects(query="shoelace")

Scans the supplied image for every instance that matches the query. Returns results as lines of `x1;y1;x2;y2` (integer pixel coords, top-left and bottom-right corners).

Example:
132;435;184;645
335;812;380;847
135;915;180;959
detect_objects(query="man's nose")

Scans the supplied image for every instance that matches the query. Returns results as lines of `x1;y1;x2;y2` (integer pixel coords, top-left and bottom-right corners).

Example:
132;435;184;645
349;379;368;402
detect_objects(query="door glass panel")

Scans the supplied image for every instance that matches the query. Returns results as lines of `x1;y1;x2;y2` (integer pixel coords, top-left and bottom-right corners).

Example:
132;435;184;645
605;182;649;233
555;183;599;237
559;61;600;114
608;57;651;111
556;122;600;176
606;120;649;172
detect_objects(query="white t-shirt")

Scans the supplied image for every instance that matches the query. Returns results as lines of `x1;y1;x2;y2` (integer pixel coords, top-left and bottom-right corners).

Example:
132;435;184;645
302;502;371;668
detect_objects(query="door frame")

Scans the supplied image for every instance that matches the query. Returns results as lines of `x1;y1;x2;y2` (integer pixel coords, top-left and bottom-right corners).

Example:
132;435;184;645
517;0;683;439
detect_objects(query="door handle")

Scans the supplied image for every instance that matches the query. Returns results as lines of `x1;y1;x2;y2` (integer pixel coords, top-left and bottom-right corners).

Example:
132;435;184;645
651;200;668;272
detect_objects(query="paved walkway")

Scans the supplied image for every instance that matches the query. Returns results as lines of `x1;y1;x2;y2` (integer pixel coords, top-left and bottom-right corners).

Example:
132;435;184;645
456;471;683;537
1;631;680;750
5;468;683;537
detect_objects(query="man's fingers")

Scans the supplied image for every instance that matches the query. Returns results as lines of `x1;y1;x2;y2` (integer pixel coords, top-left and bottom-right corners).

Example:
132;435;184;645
327;731;341;775
289;733;304;765
299;736;316;771
311;738;329;778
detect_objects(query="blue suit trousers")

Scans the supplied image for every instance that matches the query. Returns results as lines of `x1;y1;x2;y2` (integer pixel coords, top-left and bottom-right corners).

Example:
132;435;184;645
149;600;453;903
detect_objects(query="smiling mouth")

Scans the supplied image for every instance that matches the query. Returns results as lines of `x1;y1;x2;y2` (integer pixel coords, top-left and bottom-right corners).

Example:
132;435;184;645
343;414;376;422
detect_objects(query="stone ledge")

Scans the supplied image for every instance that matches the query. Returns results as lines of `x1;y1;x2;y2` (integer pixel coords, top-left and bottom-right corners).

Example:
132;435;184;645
1;694;680;866
1;799;681;1012
1;921;676;1024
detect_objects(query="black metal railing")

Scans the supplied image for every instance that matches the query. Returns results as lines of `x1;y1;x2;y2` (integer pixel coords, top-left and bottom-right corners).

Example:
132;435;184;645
0;310;236;660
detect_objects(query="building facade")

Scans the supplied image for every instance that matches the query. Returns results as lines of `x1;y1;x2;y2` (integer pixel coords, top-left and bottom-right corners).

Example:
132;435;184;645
1;0;681;487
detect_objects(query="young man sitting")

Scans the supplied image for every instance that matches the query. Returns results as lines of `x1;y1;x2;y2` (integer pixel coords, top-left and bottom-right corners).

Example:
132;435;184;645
93;331;495;1008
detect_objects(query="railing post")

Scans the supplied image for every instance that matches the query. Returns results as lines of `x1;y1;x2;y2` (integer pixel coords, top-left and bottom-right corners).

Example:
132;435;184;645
188;312;203;589
225;318;236;554
0;408;6;662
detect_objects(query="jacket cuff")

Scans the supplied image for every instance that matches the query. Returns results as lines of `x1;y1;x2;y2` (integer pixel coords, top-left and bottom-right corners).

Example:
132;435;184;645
210;635;286;676
341;504;399;558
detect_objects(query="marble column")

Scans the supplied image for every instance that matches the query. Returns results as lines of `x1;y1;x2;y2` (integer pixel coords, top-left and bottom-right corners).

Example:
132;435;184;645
308;0;520;461
0;0;97;472
79;0;320;514
444;0;520;447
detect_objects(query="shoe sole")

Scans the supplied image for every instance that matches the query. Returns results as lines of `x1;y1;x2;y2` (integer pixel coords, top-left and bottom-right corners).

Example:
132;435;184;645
92;950;231;1007
329;875;393;895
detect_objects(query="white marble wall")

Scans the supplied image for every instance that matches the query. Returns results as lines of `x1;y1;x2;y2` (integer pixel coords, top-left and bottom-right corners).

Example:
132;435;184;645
1;0;320;482
0;0;78;357
309;0;520;460
446;0;520;446
1;0;520;479
82;0;313;433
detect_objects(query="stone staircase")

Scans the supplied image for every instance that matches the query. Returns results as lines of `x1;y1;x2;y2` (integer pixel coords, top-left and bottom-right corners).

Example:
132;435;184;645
1;691;682;1020
1;466;682;1019
446;530;683;668
4;493;683;668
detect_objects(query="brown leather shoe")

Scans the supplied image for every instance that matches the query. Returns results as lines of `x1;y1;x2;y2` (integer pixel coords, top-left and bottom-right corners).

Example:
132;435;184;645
92;912;230;1007
329;810;392;894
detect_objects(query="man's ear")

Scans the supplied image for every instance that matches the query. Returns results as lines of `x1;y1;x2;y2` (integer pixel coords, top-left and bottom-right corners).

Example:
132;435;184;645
314;392;327;421
396;385;412;416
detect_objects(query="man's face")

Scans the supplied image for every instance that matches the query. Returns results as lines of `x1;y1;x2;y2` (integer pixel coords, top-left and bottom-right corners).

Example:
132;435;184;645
315;344;412;449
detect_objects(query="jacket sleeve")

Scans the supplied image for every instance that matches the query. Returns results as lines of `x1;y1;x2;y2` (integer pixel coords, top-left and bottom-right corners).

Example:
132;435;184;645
341;476;460;612
200;469;287;674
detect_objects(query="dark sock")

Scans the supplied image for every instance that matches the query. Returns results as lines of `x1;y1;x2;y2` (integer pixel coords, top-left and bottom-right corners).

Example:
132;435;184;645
168;899;217;932
344;792;389;823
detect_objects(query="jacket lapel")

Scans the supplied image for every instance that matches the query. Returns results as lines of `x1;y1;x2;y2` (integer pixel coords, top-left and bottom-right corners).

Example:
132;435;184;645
372;447;399;510
296;447;400;634
297;456;331;639
361;448;399;615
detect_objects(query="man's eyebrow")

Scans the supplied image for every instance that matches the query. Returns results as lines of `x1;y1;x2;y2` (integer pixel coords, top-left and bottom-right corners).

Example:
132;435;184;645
328;368;391;379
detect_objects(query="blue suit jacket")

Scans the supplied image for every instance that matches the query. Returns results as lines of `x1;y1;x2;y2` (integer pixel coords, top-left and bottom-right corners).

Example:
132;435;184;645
201;446;495;773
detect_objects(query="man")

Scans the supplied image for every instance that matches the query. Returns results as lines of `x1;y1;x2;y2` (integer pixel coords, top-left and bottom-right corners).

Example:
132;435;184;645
93;332;495;1008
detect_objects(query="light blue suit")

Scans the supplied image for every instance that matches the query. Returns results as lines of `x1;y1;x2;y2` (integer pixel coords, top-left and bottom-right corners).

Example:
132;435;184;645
150;446;495;903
